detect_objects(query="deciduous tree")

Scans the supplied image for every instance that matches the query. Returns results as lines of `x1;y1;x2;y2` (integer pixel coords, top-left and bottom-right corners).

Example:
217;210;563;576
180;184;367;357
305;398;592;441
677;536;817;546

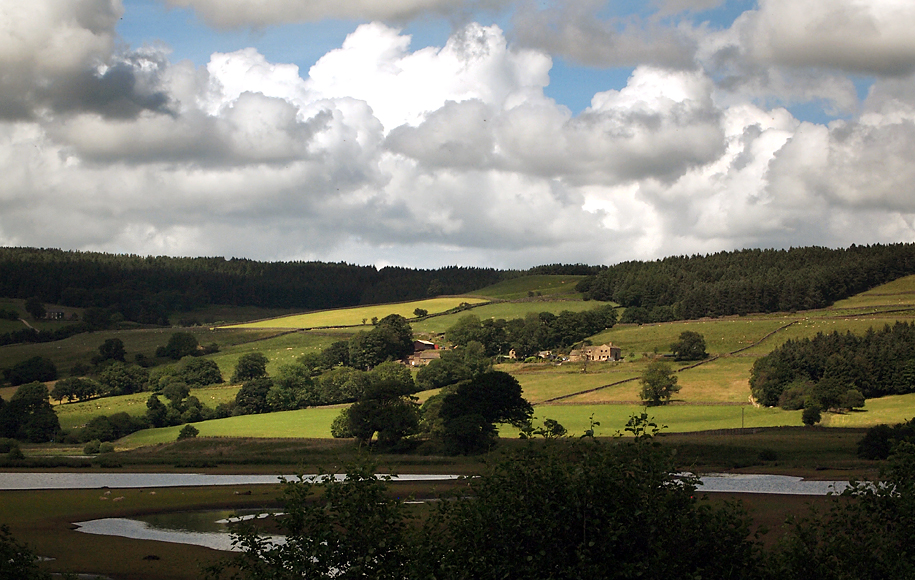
671;330;708;361
639;360;680;406
232;352;269;383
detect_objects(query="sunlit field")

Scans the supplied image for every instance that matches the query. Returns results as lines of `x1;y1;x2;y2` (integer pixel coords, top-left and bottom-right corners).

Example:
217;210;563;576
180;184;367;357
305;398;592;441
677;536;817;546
224;297;488;329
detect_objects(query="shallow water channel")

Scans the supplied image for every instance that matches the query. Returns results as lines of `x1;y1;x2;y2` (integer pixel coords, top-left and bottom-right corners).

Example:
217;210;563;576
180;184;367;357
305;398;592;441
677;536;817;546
0;472;852;551
73;510;281;552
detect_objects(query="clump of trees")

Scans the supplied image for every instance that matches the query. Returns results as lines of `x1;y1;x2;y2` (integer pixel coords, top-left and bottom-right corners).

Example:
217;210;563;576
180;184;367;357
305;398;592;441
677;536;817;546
444;305;618;359
749;323;915;417
155;332;218;360
0;383;60;443
671;331;707;361
3;356;58;386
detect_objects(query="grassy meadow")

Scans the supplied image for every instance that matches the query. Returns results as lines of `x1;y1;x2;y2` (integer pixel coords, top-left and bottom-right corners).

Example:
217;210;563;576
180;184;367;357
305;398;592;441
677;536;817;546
0;326;283;378
8;273;915;450
10;273;915;580
469;275;587;300
225;297;489;329
118;406;344;447
411;299;615;334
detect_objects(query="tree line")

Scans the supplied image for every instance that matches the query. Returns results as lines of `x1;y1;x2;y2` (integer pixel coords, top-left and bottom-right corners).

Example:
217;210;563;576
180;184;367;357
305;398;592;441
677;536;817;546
0;247;513;326
577;243;915;321
750;322;915;416
443;304;619;359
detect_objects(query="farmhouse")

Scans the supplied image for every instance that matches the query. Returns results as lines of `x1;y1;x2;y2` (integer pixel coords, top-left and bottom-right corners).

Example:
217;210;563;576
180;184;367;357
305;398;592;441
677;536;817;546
569;343;622;362
406;340;440;366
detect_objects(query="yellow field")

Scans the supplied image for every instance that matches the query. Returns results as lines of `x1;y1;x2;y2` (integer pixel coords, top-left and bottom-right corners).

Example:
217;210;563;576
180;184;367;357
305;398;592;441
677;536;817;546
224;297;488;329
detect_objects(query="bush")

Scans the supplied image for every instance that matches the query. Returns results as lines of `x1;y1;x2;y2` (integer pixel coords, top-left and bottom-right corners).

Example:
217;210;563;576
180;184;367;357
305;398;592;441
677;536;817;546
83;439;101;454
98;442;115;453
671;331;708;361
802;404;822;426
177;424;199;440
330;409;352;438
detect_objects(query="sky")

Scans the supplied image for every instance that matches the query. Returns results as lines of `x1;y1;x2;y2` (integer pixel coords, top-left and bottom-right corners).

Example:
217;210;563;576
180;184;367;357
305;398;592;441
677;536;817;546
2;0;915;269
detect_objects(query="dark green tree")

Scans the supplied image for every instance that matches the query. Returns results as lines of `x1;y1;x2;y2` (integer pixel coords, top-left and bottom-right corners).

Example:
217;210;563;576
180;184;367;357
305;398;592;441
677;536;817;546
438;371;533;454
416;341;490;391
235;377;273;415
97;362;148;396
232;352;269;383
23;297;45;320
0;382;60;442
343;380;420;448
802;404;822;426
177;424;200;440
321;340;351;368
671;330;708;361
146;394;169;428
348;314;414;370
175;357;223;388
95;338;126;363
7;356;58;386
160;332;199;360
640;360;680;406
267;363;319;411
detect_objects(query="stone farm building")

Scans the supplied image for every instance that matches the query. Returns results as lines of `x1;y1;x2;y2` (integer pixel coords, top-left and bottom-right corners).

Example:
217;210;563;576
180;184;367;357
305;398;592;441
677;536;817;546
569;343;622;362
406;340;441;366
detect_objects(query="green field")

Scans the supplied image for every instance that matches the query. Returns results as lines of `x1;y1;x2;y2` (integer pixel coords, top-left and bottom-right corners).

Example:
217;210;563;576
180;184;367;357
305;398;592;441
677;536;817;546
226;297;489;329
412;300;615;335
8;273;915;446
0;327;283;377
55;385;241;430
206;329;353;379
119;406;343;447
470;275;587;300
521;404;800;437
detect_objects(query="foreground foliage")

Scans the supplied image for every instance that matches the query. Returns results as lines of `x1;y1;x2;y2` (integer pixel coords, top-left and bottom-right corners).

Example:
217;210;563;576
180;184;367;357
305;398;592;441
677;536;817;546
209;415;915;580
209;415;761;580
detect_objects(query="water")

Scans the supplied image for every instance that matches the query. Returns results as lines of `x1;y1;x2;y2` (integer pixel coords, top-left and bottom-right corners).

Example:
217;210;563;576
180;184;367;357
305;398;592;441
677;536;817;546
0;472;460;490
59;471;855;551
73;509;284;552
695;473;849;495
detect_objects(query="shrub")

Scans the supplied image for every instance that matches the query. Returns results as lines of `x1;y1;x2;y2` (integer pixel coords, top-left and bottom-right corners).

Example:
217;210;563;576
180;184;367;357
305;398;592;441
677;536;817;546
83;439;101;454
802;404;822;426
177;424;199;440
